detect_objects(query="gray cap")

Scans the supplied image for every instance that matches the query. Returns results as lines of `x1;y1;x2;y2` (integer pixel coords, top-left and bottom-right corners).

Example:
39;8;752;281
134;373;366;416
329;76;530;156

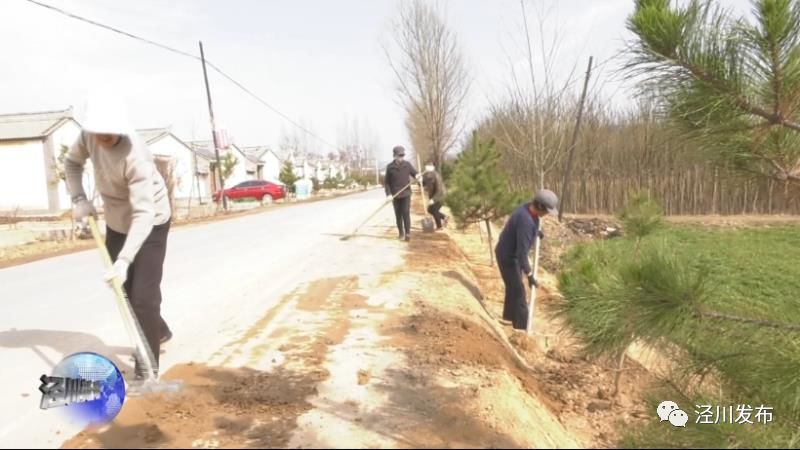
533;189;559;215
392;145;406;156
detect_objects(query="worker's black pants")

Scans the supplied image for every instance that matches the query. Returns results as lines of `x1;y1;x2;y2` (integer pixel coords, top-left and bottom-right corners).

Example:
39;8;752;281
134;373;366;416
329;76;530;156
106;221;171;369
427;201;447;229
393;196;412;237
498;259;528;330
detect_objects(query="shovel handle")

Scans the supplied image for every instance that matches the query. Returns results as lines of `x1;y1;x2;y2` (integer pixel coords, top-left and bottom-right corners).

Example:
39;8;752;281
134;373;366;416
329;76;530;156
87;217;113;268
526;230;542;335
86;216;159;380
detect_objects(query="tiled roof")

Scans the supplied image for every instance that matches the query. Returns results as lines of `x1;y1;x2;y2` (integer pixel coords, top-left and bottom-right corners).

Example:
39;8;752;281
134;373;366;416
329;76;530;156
0;108;76;141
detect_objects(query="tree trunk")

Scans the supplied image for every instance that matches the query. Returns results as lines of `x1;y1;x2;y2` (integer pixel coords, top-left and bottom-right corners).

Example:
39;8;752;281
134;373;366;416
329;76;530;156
785;180;790;213
693;166;700;215
681;172;687;215
768;179;774;214
559;56;593;222
613;350;626;398
154;157;176;217
742;182;748;215
712;168;719;214
187;171;195;219
485;219;494;267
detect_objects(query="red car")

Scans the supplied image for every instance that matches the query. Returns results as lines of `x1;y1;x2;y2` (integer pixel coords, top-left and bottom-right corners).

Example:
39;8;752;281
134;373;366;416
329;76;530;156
213;180;286;203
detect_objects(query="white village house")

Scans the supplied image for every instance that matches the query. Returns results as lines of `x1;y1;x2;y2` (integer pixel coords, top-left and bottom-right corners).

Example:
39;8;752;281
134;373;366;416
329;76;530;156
235;145;282;184
309;154;349;183
319;158;349;181
188;140;288;195
279;150;313;180
187;140;250;193
277;150;348;183
138;128;213;204
0;108;88;213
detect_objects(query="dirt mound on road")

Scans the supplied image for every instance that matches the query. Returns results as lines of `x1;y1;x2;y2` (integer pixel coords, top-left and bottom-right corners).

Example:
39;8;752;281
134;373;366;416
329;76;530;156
62;277;361;450
62;364;325;449
399;307;507;369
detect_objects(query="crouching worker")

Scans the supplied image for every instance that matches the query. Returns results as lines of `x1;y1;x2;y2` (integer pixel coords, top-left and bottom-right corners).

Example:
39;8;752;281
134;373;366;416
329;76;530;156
64;96;172;379
494;189;558;331
422;163;448;230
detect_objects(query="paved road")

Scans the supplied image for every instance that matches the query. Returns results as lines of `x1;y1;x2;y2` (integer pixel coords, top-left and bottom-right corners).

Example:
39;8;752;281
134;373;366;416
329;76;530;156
0;189;408;449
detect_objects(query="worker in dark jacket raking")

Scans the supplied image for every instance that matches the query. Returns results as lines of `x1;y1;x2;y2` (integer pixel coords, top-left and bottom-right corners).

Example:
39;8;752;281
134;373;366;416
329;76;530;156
495;189;559;330
384;145;419;241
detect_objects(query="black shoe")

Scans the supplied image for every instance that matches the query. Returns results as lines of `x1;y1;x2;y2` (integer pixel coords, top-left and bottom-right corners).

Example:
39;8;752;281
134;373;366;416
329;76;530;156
404;234;411;242
161;329;173;344
398;234;405;241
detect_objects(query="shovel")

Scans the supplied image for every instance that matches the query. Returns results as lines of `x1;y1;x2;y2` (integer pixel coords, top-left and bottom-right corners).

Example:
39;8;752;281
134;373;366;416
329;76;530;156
525;231;542;335
86;217;182;396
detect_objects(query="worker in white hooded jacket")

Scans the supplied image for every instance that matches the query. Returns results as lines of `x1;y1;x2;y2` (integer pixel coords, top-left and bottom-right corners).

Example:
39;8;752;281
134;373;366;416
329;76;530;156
64;95;172;379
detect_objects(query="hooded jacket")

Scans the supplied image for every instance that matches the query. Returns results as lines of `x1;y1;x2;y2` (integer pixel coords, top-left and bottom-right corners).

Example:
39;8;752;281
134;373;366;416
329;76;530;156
64;96;172;263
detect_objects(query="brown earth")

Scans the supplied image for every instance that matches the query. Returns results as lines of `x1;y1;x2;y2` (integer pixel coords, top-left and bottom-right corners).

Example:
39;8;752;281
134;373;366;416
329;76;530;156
0;240;96;269
445;217;658;447
65;195;768;449
61;195;585;449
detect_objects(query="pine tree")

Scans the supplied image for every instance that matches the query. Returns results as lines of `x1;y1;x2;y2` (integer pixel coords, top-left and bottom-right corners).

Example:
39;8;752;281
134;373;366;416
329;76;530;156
556;195;705;397
624;0;800;184
220;152;238;182
445;130;524;265
617;190;665;257
279;160;299;193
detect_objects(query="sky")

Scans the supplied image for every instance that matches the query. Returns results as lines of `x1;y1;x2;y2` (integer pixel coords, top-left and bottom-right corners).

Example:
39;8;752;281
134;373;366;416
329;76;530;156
1;0;754;164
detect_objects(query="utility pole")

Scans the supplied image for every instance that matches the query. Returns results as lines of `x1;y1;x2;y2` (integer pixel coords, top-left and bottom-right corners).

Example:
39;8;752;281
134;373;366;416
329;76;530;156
199;41;227;211
559;56;593;222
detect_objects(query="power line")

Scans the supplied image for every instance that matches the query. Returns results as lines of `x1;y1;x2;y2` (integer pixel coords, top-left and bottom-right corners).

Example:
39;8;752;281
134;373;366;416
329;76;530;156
24;0;342;153
26;0;198;60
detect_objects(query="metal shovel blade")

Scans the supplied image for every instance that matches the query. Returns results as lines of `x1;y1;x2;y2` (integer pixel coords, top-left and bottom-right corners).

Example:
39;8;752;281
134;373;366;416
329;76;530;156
125;378;184;397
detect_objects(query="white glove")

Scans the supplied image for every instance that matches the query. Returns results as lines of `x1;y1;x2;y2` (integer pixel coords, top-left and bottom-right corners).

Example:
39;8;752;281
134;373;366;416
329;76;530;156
104;259;130;286
72;198;97;224
428;199;435;206
386;194;393;201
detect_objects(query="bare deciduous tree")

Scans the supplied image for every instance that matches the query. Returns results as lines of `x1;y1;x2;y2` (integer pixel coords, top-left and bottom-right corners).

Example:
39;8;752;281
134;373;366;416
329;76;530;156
338;114;379;172
154;156;177;215
486;0;582;191
384;0;470;169
278;119;318;159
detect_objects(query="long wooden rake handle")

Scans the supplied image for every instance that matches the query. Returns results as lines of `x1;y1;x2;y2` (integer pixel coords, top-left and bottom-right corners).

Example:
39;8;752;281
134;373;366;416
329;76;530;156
343;181;413;239
87;217;159;381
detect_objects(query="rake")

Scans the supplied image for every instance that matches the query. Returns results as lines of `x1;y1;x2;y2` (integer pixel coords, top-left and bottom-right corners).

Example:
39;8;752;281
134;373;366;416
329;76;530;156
340;181;412;241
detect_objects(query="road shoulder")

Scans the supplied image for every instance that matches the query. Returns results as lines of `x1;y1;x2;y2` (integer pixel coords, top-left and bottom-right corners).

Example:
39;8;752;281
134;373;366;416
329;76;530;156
63;199;580;449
